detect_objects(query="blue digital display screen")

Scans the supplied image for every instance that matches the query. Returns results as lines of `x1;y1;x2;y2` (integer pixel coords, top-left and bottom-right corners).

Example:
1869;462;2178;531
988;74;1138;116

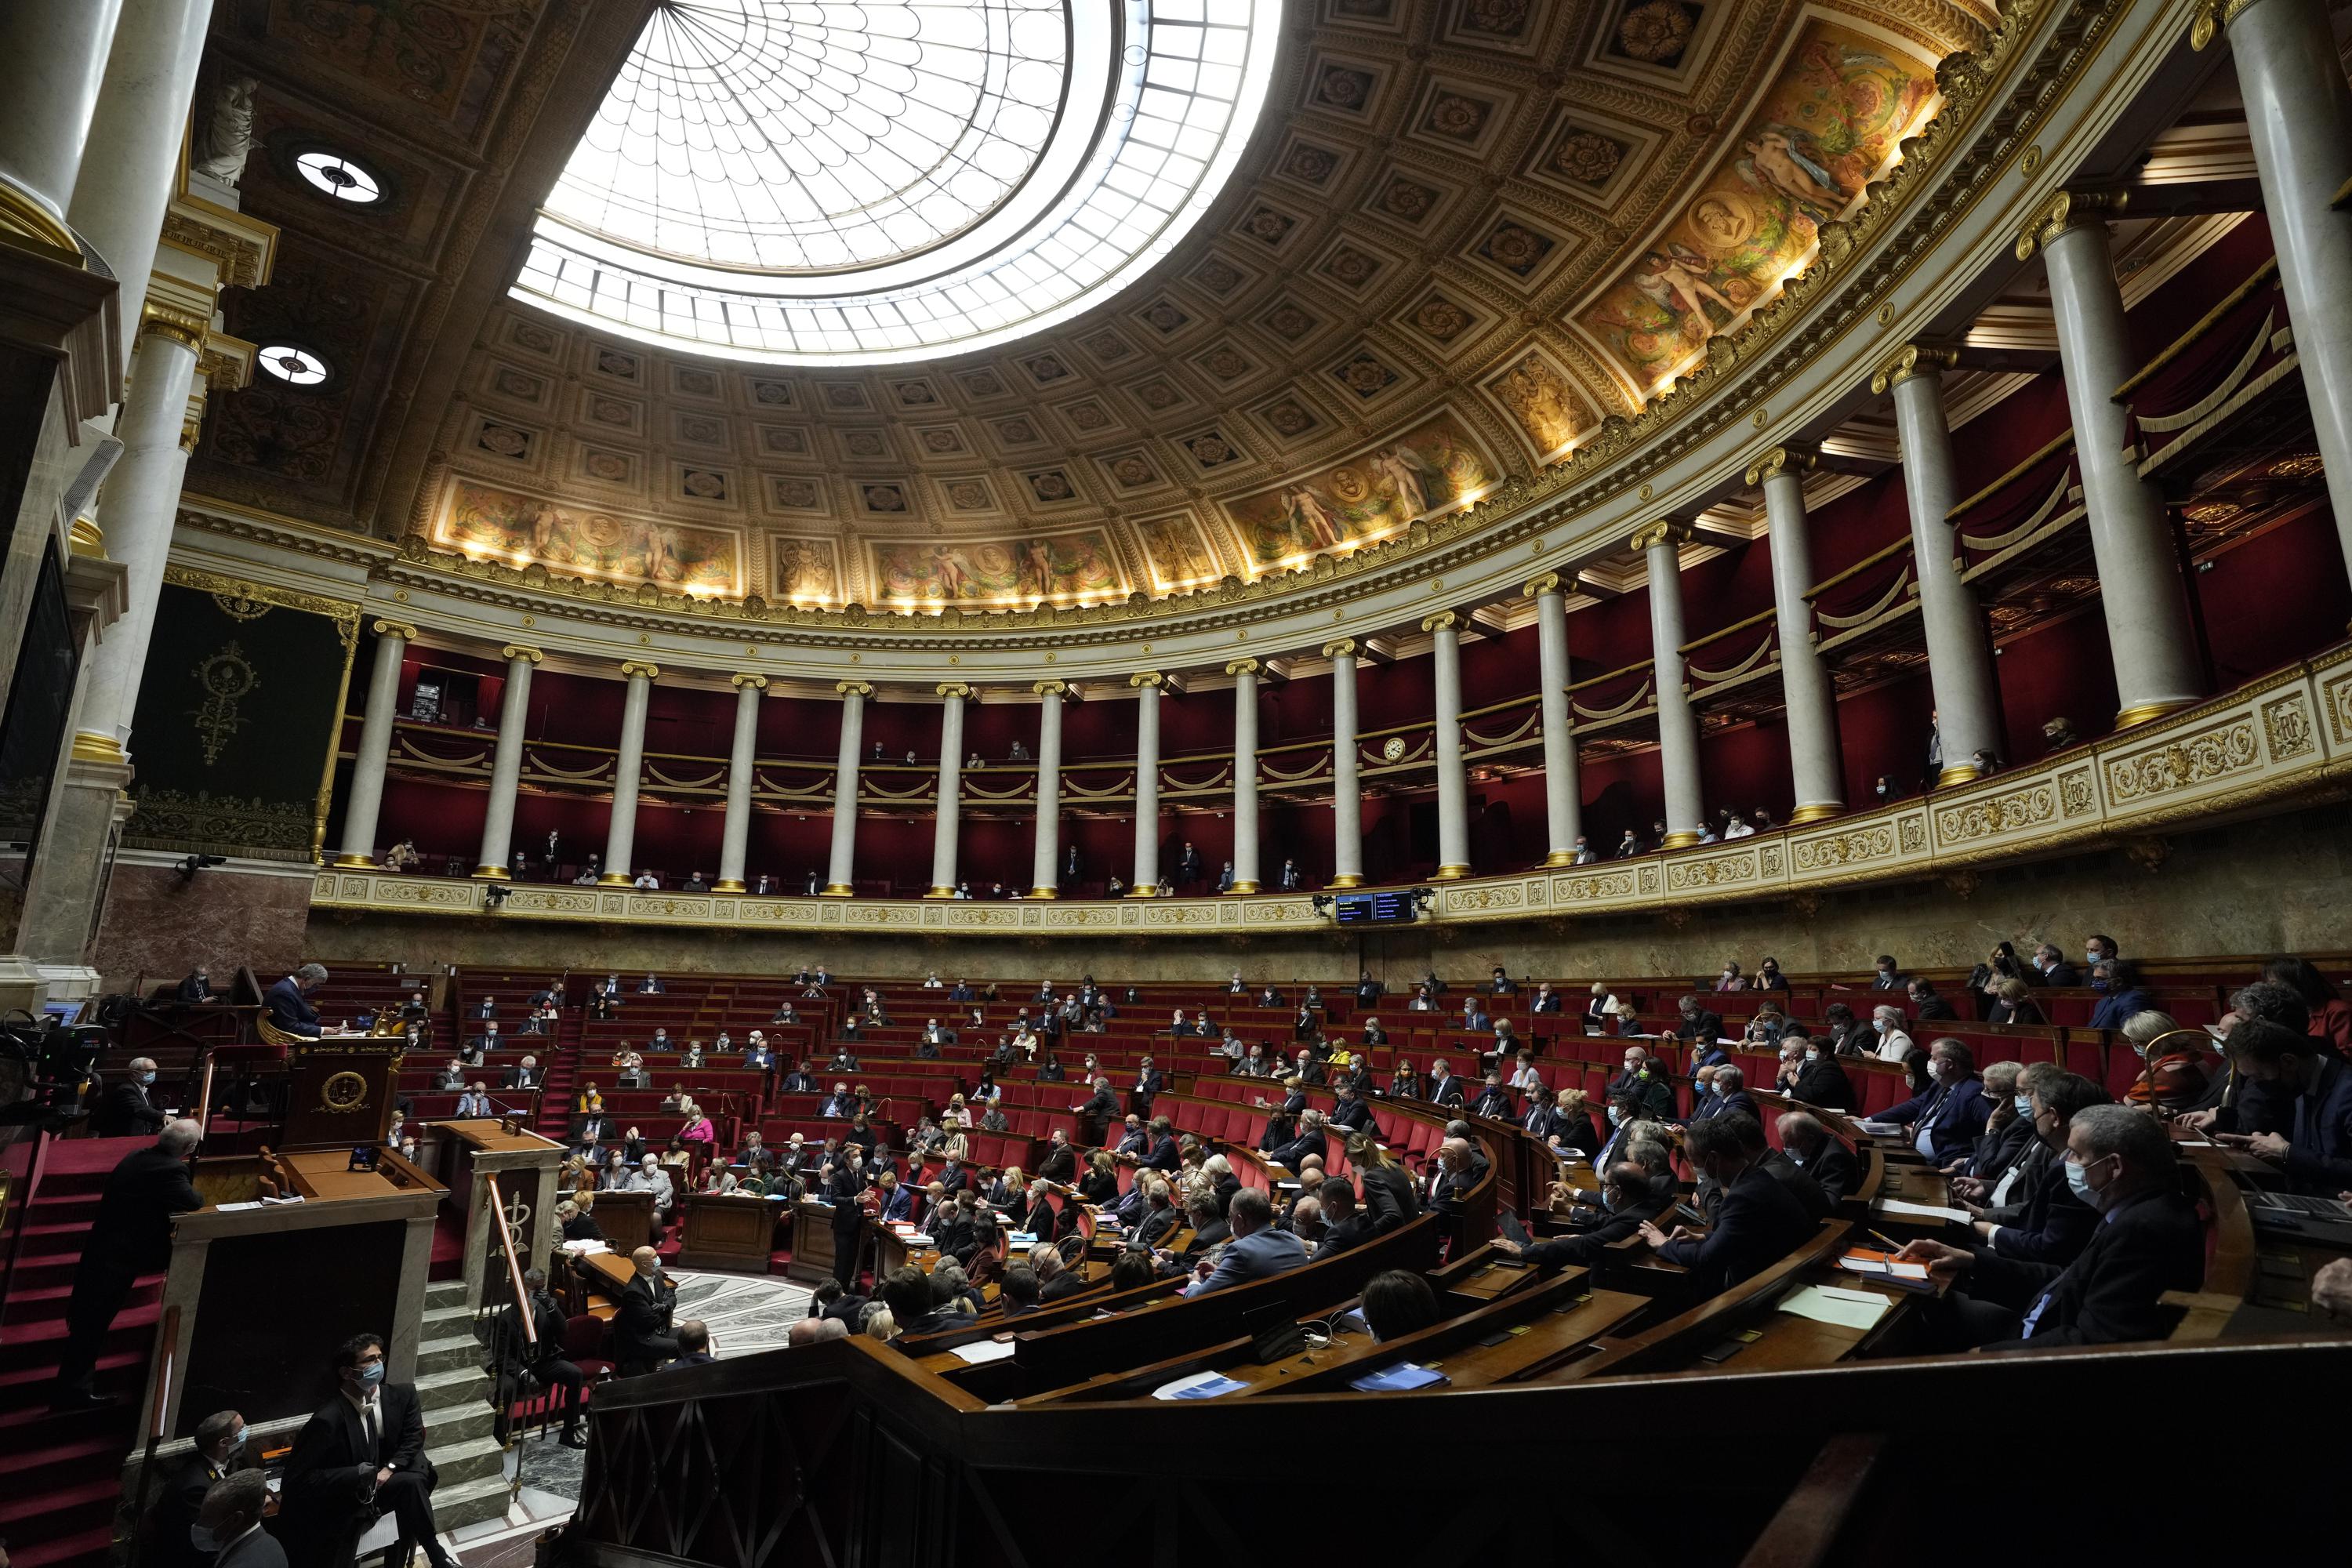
1334;891;1417;924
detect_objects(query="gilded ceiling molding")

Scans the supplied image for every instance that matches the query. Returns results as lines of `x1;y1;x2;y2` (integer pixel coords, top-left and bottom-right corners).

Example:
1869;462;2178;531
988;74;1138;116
138;300;210;354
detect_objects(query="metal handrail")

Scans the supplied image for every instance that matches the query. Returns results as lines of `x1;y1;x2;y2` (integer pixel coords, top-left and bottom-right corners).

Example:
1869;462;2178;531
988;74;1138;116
481;1173;537;1348
1802;535;1913;602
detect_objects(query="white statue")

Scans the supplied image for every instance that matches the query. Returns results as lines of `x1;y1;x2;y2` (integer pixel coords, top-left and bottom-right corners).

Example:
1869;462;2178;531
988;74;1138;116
192;77;258;187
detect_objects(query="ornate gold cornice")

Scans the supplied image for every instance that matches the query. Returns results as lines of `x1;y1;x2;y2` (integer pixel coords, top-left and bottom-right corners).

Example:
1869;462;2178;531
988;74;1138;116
731;672;769;691
1745;445;1818;486
501;644;543;664
1869;342;1958;394
619;660;660;681
163;564;360;635
1129;671;1164;689
1522;572;1563;599
2015;188;2129;261
1321;638;1358;659
196;330;256;392
371;619;419;641
1225;658;1261;679
1421;611;1459;635
140;300;209;354
158;192;276;290
1033;680;1068;697
835;680;873;698
935;681;972;700
1629;519;1691;553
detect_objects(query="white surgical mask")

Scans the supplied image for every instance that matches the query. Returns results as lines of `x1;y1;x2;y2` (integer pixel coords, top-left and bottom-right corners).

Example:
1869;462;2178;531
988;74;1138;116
2013;1094;2033;1116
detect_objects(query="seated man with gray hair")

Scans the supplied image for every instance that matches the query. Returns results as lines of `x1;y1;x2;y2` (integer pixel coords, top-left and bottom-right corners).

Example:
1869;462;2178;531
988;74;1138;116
1898;1103;2204;1350
266;963;331;1038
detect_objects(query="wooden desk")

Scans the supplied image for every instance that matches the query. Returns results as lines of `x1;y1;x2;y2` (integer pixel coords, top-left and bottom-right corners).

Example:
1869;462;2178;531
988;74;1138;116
675;1193;782;1271
1241;1286;1652;1394
788;1199;840;1283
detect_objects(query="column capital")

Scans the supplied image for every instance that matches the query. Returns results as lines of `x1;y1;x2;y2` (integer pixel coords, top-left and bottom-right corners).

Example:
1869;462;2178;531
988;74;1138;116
196;330;256;392
1745;444;1818;486
1421;611;1458;635
1869;341;1958;394
1629;518;1691;553
935;681;972;700
500;643;543;664
1031;679;1068;697
371;619;419;641
834;680;873;699
1225;658;1261;678
1522;571;1564;599
138;299;209;354
2014;188;2129;262
731;672;769;691
1321;637;1358;659
1128;670;1164;689
2190;0;2268;49
619;660;660;681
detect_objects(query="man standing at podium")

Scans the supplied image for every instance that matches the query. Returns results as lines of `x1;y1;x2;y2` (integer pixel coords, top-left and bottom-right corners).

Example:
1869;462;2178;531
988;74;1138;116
266;964;330;1038
281;1332;452;1568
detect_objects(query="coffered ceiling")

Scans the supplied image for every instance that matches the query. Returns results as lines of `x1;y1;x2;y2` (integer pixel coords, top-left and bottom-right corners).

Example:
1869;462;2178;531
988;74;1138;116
189;0;2001;617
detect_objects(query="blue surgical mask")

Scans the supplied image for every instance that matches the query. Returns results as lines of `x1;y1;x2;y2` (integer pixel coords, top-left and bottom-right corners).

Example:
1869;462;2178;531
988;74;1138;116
191;1525;221;1552
1805;1050;1820;1063
1709;1080;1726;1095
2091;978;2111;993
2013;1094;2033;1116
140;1071;157;1085
232;1423;249;1449
2063;1156;2097;1205
1599;1187;1620;1211
358;1360;386;1385
1606;1107;1623;1127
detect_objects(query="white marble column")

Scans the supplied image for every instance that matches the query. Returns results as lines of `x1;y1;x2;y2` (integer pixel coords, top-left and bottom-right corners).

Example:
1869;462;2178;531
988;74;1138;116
716;673;766;891
1425;612;1472;879
1526;574;1585;864
66;0;215;361
72;323;204;760
472;644;540;880
1324;640;1364;887
1874;343;2002;781
2206;0;2352;581
0;0;125;222
1635;521;1705;847
822;681;869;895
1227;659;1261;893
1027;681;1066;898
1128;672;1163;895
1750;447;1845;821
598;662;657;886
926;683;971;897
2020;195;2205;725
333;619;414;867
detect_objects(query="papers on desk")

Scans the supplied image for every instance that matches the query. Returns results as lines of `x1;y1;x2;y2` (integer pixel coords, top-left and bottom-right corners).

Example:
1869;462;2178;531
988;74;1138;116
1836;1250;1935;1292
1152;1371;1250;1400
260;1194;305;1205
214;1201;264;1212
1876;1198;1971;1223
560;1240;611;1255
1855;1121;1900;1136
1777;1284;1893;1331
1349;1362;1450;1392
949;1338;1017;1366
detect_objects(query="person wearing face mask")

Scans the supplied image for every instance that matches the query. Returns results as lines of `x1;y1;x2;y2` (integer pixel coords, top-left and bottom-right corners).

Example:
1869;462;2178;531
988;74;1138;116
1872;1039;1991;1167
1786;1029;1856;1109
1774;1112;1860;1205
1495;1161;1675;1269
1688;1063;1759;1125
141;1407;249;1568
1898;1104;2203;1349
1869;1004;1915;1064
1590;1087;1652;1172
94;1055;169;1137
2028;941;2080;987
194;1469;282;1568
1871;954;1904;990
2216;1019;2352;1192
1966;1072;2106;1267
1637;1116;1816;1294
282;1331;451;1568
1609;1046;1677;1122
615;1246;682;1374
2116;1010;2209;1110
1950;1062;2033;1180
2086;959;2156;1030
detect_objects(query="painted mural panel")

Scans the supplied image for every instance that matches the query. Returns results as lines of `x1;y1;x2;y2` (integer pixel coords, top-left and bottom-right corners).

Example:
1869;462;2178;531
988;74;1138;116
1222;413;1492;568
1133;513;1221;589
872;531;1123;604
769;535;843;602
437;479;742;593
1575;20;1940;391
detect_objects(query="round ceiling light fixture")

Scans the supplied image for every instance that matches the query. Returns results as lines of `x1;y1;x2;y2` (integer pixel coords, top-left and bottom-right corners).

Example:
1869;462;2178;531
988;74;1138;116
512;0;1282;365
293;150;385;205
256;344;329;386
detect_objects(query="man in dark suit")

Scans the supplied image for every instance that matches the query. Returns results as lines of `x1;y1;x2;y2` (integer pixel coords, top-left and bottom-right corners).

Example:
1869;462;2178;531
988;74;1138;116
1640;1116;1816;1294
176;968;214;1004
2222;1018;2352;1192
463;1020;502;1063
1907;977;1958;1022
493;1268;585;1446
2031;942;2081;987
1872;955;1904;989
53;1120;204;1407
614;1247;681;1372
281;1332;451;1568
1128;1054;1163;1118
1312;1181;1375;1258
93;1057;168;1137
825;1159;868;1287
1775;1112;1860;1206
1900;1105;2205;1349
1266;1109;1328;1171
139;1407;248;1568
1877;1038;1991;1167
1968;1073;2104;1269
472;996;496;1020
1689;1064;1759;1125
1607;1046;1676;1122
503;1054;542;1091
1425;1058;1467;1107
1070;1075;1119;1145
1182;1189;1308;1295
1178;841;1203;888
1468;1072;1513;1120
1498;1163;1675;1269
431;1058;466;1091
1354;971;1381;1006
265;963;328;1038
1674;994;1725;1046
197;1471;284;1568
1788;1036;1857;1111
637;973;666;994
1722;1112;1831;1222
1142;1117;1182;1173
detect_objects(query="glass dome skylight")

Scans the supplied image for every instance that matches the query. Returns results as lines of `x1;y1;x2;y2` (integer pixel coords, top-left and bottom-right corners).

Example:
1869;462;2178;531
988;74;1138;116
512;0;1280;366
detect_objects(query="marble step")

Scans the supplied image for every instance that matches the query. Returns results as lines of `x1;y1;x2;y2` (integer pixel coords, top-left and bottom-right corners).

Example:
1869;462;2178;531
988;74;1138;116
415;1363;492;1412
429;1472;511;1534
426;1279;473;1312
417;1332;488;1379
427;1433;506;1490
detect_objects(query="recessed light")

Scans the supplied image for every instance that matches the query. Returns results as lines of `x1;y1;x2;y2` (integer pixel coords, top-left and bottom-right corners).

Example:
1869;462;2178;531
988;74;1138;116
257;345;328;385
294;150;383;205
